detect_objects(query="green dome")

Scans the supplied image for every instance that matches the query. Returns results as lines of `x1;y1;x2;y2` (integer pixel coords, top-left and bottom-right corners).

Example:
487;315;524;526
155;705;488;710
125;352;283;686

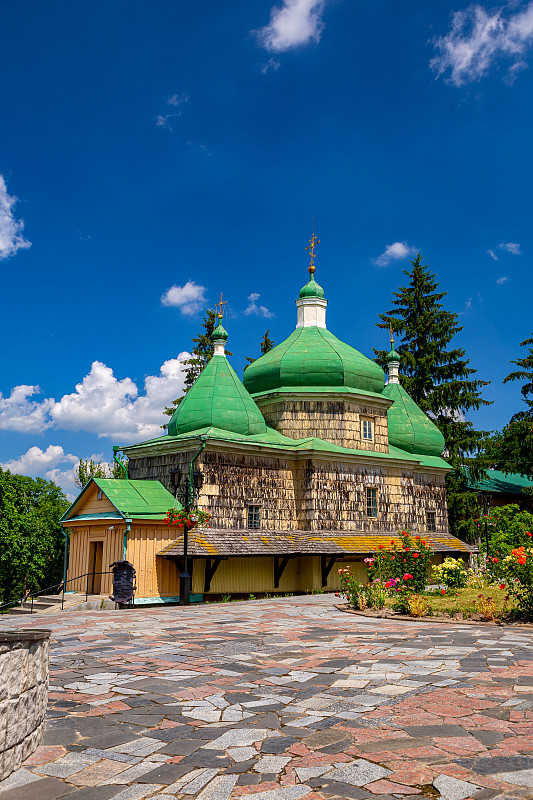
299;276;324;299
168;355;267;437
212;320;228;341
387;347;400;364
383;382;445;457
243;326;385;396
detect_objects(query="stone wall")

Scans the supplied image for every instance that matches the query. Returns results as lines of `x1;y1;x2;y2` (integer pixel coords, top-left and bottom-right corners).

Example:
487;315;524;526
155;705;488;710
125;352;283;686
258;399;389;452
0;629;50;781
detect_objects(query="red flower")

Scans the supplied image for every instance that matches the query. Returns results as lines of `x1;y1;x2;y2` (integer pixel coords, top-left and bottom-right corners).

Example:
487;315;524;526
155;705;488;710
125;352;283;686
415;535;421;540
378;544;384;550
390;540;395;545
527;532;532;538
413;552;419;558
403;573;413;580
491;557;499;563
499;583;506;590
441;588;446;595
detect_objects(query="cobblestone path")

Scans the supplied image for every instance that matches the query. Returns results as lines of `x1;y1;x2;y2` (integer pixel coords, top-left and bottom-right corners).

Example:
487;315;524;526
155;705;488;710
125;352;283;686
2;595;533;800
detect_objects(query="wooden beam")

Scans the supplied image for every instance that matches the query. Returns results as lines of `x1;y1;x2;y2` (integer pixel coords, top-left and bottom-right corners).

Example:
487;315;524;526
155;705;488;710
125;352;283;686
274;555;290;588
204;556;222;593
321;555;337;587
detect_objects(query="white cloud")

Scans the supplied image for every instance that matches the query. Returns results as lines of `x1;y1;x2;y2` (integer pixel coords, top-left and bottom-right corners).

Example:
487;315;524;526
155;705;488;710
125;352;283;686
156;114;175;130
431;2;533;87
0;354;190;443
256;0;326;52
168;93;189;107
50;356;190;442
0;385;53;433
244;292;275;318
373;241;417;268
1;445;77;476
496;275;510;284
261;58;281;74
0;175;31;260
161;281;207;315
465;298;472;310
487;248;499;261
499;241;521;254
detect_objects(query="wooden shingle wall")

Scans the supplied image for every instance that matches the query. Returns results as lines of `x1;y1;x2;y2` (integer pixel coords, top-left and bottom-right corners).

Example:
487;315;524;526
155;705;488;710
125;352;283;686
259;399;389;452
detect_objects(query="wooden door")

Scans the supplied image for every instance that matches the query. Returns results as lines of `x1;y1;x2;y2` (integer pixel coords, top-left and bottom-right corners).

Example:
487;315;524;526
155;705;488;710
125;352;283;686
88;540;103;593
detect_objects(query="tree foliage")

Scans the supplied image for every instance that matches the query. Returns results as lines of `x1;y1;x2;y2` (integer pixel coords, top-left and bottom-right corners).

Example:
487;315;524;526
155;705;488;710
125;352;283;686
375;253;490;466
244;329;275;370
164;309;232;417
504;333;533;421
74;458;127;488
0;469;69;604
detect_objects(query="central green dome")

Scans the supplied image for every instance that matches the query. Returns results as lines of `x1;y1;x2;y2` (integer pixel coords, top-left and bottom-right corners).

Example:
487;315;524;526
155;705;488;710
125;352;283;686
299;276;324;298
243;327;385;396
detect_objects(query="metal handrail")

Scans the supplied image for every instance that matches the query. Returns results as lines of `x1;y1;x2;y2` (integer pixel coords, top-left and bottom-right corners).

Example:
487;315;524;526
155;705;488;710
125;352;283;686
0;570;115;614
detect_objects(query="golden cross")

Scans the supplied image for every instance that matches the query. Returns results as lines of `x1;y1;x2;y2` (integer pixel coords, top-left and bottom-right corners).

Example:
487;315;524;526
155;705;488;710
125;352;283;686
389;324;395;348
214;292;228;319
306;231;320;275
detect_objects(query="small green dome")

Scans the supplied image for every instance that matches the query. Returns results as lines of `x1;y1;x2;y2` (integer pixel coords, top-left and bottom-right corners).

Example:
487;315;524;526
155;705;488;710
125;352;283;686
299;276;324;299
243;326;385;395
212;320;228;341
168;355;267;437
387;347;400;364
383;382;445;457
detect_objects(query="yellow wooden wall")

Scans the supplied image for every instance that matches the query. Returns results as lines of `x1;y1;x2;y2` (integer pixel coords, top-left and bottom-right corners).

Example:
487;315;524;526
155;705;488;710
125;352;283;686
66;525;123;594
125;524;183;597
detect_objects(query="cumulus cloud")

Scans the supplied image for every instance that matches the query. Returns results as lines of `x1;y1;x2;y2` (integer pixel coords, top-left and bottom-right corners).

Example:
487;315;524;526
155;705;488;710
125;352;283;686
1;445;81;501
431;2;533;87
244;292;275;318
496;275;510;284
0;354;190;443
373;241;417;268
0;175;31;260
256;0;326;52
161;281;207;315
0;385;53;433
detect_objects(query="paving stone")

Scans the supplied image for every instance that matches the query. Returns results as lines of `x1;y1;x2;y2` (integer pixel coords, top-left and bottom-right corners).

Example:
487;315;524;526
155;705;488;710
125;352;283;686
230;787;310;800
456;755;533;774
493;768;533;788
260;736;299;753
253;755;291;772
237;773;261;785
403;725;468;738
433;774;482;800
0;769;44;792
101;785;163;800
158;738;210;756
179;767;219;793
222;759;257;773
202;728;270;749
134;763;191;784
35;754;101;779
194;774;238;800
325;759;392;787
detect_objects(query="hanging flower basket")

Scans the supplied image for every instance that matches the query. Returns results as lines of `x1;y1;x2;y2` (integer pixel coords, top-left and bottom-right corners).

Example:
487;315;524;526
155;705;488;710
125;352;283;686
165;508;211;529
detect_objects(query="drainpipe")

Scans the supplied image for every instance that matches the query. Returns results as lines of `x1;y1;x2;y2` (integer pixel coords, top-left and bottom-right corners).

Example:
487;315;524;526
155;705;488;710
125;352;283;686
60;525;69;609
113;446;129;478
123;519;132;561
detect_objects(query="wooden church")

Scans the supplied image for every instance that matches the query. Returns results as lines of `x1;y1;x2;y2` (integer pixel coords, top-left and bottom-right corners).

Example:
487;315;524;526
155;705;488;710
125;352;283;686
61;238;471;603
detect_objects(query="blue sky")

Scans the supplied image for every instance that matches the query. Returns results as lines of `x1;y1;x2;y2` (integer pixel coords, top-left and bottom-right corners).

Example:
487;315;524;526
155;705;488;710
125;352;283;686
1;0;532;497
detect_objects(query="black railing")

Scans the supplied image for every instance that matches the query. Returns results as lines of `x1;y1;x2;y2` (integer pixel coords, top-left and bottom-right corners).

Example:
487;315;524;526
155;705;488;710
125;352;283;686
0;571;116;615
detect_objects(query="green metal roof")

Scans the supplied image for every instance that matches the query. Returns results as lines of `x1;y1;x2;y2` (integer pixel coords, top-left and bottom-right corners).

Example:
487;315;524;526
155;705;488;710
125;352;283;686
212;320;228;341
386;347;400;364
299;276;325;298
383;382;445;457
168;354;267;437
60;478;177;523
122;425;450;471
467;469;533;495
243;326;385;396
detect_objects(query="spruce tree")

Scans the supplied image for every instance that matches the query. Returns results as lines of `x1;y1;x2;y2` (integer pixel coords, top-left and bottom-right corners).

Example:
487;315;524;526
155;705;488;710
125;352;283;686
375;253;490;466
244;329;275;370
484;333;533;479
164;309;232;417
504;333;533;421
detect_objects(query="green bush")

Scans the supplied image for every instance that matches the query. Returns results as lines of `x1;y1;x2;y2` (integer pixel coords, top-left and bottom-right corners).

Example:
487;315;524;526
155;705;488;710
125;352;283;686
366;531;433;593
432;557;468;589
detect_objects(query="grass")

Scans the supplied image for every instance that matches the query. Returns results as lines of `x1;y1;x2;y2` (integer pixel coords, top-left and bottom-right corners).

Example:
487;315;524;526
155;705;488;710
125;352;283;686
383;587;516;619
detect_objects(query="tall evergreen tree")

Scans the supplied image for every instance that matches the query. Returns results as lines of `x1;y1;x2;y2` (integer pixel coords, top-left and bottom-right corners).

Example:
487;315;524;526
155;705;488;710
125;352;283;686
164;309;232;417
484;333;533;479
244;329;275;370
504;333;533;421
375;253;490;466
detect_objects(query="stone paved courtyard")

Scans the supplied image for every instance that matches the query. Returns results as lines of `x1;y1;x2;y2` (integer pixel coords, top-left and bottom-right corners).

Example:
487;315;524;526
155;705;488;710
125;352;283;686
2;595;533;800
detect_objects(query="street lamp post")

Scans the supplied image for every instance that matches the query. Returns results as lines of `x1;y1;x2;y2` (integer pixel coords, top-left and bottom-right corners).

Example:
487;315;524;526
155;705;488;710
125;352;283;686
170;436;207;606
477;491;492;558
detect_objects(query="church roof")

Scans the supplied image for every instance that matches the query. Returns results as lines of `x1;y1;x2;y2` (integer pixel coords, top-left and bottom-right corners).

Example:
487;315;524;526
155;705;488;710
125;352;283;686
383;382;445;457
60;478;177;523
243;326;385;397
167;353;267;437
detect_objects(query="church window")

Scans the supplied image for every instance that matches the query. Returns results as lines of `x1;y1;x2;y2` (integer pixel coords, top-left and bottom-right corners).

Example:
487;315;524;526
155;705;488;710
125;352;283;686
247;505;261;529
97;490;103;500
362;418;373;441
426;511;436;532
366;487;378;517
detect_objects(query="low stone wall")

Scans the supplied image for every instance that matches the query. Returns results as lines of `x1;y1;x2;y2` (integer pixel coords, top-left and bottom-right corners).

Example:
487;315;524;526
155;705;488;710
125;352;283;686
0;629;50;781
